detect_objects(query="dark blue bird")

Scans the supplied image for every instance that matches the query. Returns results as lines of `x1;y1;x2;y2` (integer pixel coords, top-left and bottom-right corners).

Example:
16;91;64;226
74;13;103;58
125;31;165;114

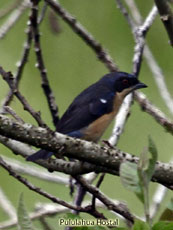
26;72;147;161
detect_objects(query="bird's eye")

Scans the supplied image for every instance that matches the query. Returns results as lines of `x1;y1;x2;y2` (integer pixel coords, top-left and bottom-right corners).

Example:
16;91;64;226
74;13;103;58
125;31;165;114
122;79;129;85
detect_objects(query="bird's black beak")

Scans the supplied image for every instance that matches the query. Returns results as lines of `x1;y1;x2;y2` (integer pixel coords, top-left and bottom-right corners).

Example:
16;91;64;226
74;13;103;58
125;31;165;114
133;82;147;90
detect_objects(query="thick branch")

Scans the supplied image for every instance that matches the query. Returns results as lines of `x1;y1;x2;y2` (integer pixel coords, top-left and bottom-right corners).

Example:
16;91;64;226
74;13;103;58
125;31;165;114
0;135;116;176
0;114;173;189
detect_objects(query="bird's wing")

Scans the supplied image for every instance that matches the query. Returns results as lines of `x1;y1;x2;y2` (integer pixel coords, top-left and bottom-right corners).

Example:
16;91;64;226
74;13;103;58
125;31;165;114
56;88;115;135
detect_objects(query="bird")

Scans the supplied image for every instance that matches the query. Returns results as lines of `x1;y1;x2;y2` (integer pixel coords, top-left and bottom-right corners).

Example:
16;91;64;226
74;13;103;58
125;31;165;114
26;71;147;161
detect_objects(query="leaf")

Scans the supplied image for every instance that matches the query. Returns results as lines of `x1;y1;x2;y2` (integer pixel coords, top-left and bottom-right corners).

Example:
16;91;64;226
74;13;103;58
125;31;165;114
137;137;158;225
146;136;158;182
152;221;173;230
17;193;33;230
160;199;173;221
132;219;150;230
138;136;158;187
120;161;144;202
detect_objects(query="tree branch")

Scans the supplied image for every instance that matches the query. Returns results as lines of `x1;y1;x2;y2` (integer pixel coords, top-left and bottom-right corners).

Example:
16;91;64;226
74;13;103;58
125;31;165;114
1;23;32;109
44;0;173;136
30;0;59;126
134;92;173;135
0;66;47;127
74;175;134;224
44;0;117;72
124;0;173;115
0;156;102;216
0;114;173;189
109;2;157;145
0;200;121;230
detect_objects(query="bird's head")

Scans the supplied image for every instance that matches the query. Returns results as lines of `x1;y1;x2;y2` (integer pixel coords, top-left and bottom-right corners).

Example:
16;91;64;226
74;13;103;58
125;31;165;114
101;71;147;96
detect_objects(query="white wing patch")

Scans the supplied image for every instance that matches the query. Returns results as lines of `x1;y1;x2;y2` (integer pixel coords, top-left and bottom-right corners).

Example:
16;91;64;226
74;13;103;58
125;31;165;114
100;98;107;104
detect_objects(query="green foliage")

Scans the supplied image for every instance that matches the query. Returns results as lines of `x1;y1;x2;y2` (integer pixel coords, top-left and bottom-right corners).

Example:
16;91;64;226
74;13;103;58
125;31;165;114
152;221;173;230
120;161;143;201
120;137;158;203
17;193;33;230
138;136;158;186
120;137;158;228
132;219;150;230
138;136;158;194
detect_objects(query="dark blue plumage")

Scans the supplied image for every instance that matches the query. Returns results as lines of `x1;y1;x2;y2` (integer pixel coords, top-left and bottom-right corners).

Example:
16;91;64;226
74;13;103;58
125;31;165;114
27;72;147;161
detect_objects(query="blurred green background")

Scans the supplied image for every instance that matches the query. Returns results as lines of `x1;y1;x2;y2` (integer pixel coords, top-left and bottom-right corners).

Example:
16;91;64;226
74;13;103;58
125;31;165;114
0;0;173;229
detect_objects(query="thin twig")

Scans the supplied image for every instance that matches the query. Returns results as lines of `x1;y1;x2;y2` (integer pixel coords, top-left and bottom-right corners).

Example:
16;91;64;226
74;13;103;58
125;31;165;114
38;2;48;24
3;106;25;124
0;156;98;214
143;46;173;115
30;0;59;127
134;92;173;135
0;200;120;230
1;25;32;109
91;173;105;210
125;0;173;115
132;6;158;76
0;66;47;127
45;0;118;72
109;2;157;146
0;155;109;222
1;1;47;109
0;0;30;39
74;175;134;224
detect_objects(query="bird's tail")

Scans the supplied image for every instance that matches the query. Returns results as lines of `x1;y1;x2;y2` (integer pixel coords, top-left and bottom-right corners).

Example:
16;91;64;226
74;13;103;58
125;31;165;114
26;149;54;162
